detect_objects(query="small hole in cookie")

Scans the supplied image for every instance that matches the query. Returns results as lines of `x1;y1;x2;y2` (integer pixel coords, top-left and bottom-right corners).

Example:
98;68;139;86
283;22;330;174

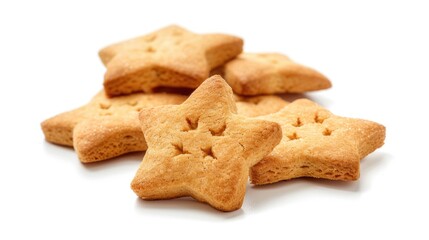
335;174;341;178
314;112;326;124
172;143;189;155
183;117;198;131
325;172;333;176
135;107;142;112
292;118;303;127
300;165;309;169
209;124;226;136
287;132;299;140
316;169;322;173
201;146;216;159
323;128;332;136
124;135;133;140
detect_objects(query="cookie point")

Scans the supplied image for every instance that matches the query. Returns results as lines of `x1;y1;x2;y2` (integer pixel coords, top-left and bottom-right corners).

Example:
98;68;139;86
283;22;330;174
199;75;230;91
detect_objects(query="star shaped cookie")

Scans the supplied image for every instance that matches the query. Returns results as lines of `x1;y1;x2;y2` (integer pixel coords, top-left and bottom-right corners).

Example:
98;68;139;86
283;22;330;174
250;99;385;184
131;75;282;211
41;91;187;162
100;25;243;96
223;53;331;95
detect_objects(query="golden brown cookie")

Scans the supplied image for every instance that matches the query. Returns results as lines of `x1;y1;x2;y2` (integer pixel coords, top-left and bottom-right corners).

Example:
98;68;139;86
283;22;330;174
223;53;331;95
100;25;243;96
234;95;289;117
131;75;282;211
41;91;187;162
250;99;385;184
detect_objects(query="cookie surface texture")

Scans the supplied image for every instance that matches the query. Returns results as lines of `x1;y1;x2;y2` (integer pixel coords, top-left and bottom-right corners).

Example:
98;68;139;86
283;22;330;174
100;25;243;96
41;91;187;162
224;53;331;95
250;99;386;184
131;75;282;211
234;95;289;117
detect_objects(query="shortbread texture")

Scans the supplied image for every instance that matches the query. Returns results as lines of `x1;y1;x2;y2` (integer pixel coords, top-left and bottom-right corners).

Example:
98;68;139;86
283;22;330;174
250;99;385;184
235;95;288;117
100;25;243;96
41;91;187;162
131;75;282;211
224;53;331;95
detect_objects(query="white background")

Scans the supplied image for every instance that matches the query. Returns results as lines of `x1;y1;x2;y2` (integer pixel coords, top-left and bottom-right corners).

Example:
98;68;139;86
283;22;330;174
1;0;428;239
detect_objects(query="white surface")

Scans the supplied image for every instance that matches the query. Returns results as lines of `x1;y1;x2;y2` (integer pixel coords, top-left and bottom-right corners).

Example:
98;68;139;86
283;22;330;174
1;0;428;239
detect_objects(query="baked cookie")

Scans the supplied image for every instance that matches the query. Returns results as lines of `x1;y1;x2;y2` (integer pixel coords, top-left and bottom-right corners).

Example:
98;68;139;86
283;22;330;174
250;99;385;184
100;25;243;96
223;53;331;95
41;91;187;162
131;75;282;211
235;95;288;117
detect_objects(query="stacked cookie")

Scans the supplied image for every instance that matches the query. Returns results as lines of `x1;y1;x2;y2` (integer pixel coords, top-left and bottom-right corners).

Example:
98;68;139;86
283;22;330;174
41;25;385;211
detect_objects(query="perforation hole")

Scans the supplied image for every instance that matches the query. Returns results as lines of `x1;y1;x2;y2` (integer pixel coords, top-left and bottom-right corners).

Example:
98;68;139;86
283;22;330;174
209;124;226;136
300;165;309;169
183;117;198;131
323;128;332;136
314;112;326;124
287;132;299;140
201;146;216;159
172;143;189;156
292;118;303;127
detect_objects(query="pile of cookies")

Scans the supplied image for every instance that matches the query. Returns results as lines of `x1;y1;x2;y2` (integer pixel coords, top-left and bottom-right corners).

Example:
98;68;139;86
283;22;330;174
41;25;385;211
